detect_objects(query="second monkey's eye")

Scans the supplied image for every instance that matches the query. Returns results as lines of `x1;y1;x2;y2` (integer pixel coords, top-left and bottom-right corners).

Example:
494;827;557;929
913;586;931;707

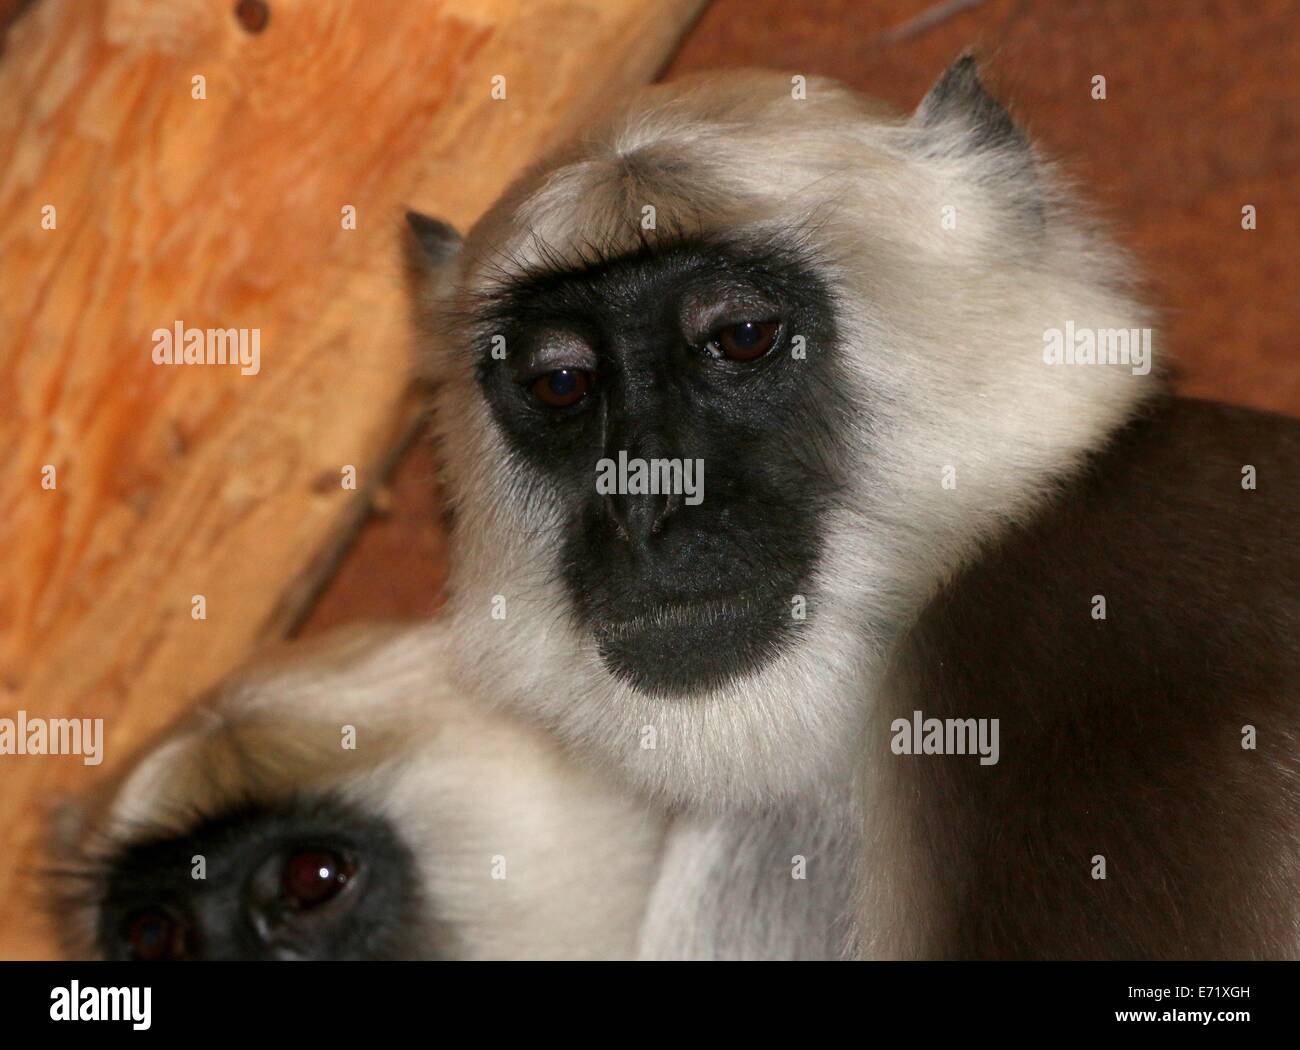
708;320;780;362
123;907;192;961
280;847;356;910
531;368;593;407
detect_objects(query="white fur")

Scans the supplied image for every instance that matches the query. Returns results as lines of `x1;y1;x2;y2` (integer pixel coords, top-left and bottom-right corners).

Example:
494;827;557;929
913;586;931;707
65;622;665;960
428;71;1159;815
414;70;1165;958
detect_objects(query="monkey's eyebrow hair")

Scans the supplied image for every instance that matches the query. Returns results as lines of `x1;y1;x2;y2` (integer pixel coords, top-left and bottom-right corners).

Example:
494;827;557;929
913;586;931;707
464;231;820;328
472;231;708;301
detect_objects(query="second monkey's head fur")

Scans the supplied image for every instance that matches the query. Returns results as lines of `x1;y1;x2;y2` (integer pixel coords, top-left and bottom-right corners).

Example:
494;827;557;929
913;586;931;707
50;624;662;960
411;58;1162;811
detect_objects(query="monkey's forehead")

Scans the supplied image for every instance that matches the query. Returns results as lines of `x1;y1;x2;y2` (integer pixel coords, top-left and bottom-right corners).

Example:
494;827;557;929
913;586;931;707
459;71;906;293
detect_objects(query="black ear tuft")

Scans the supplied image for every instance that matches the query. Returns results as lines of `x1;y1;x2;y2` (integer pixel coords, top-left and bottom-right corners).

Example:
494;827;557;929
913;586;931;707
405;210;463;267
915;54;1028;154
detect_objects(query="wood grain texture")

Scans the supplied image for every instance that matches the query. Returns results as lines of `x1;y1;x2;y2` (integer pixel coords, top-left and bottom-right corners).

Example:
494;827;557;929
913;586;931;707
0;0;705;958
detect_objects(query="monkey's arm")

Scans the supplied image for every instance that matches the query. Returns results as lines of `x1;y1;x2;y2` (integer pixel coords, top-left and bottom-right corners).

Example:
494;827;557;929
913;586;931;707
639;800;859;960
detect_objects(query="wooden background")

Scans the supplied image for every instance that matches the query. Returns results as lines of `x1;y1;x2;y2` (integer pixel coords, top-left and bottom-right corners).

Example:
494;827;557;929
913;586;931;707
1;0;1297;958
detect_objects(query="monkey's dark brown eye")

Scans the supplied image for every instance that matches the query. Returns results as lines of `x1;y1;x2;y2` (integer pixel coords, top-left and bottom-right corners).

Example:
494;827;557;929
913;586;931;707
124;908;190;961
531;368;592;407
281;848;355;909
710;320;779;362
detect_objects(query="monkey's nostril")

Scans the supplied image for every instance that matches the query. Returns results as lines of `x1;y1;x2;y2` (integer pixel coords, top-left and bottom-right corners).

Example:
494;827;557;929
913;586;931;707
603;491;677;546
653;491;682;534
603;492;630;540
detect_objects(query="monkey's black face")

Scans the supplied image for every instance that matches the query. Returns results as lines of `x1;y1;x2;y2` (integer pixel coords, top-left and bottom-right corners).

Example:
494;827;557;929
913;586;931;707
473;238;848;695
96;797;423;960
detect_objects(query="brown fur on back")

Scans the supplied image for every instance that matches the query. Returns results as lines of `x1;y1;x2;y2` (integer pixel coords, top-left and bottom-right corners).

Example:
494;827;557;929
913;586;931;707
883;398;1300;958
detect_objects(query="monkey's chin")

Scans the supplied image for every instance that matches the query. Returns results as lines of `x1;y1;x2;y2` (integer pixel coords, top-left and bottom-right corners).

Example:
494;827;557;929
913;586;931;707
590;598;792;698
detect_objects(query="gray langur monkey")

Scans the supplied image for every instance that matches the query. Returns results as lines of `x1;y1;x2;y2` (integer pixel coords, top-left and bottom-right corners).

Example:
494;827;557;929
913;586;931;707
51;624;665;960
409;57;1300;959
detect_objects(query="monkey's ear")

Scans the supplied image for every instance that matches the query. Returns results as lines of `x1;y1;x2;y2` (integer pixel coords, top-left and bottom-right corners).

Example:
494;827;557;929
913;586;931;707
405;210;464;268
911;55;1044;227
912;54;1030;157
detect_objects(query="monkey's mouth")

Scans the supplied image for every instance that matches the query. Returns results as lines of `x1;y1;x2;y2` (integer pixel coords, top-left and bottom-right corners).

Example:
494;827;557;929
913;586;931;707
593;593;758;635
587;587;798;697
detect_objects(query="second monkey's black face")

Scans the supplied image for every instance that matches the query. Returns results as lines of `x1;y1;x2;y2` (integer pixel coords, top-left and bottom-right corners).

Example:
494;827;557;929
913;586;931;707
472;237;848;696
96;797;423;960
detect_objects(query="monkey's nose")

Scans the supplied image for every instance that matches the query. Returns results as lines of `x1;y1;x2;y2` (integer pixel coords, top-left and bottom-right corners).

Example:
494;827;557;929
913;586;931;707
604;490;681;547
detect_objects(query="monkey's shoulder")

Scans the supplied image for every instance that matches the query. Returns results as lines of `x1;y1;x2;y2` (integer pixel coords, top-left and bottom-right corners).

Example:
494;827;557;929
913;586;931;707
884;397;1299;959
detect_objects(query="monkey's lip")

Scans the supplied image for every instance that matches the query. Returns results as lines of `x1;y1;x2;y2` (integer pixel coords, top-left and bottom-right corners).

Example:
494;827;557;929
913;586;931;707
588;586;791;697
591;593;759;637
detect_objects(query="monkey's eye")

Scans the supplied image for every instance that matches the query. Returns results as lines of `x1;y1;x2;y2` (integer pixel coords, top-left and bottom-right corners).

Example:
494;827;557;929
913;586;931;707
707;320;780;362
280;847;356;909
123;907;191;961
531;368;592;407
